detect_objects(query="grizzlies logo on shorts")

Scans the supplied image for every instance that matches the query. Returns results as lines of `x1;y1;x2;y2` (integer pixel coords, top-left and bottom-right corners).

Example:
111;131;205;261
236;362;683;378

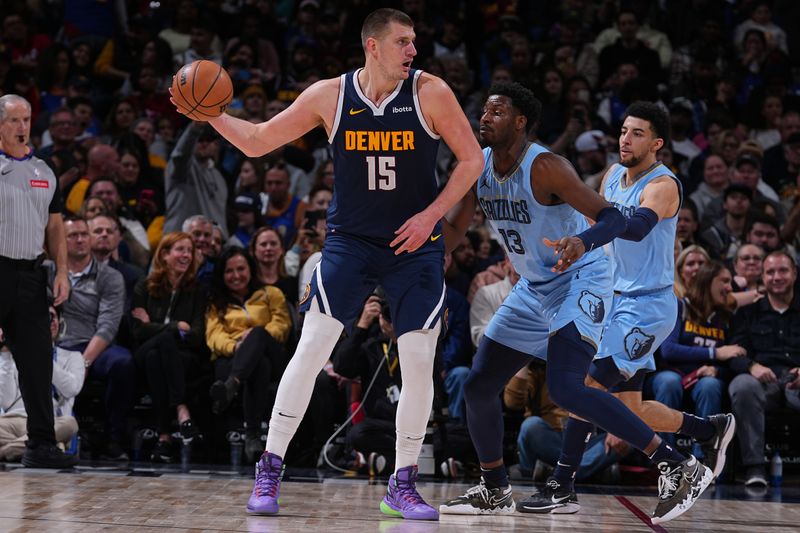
624;327;655;360
578;290;605;323
595;286;678;379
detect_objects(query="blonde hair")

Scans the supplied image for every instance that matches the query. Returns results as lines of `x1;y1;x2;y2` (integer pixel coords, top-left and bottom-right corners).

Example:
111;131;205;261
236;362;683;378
674;245;711;298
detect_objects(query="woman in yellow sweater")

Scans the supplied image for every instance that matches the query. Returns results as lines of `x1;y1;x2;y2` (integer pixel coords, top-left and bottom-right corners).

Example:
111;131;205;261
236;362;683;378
206;246;291;460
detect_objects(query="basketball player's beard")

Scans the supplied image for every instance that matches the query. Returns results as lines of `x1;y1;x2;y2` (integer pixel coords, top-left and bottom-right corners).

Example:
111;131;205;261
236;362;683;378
620;153;644;168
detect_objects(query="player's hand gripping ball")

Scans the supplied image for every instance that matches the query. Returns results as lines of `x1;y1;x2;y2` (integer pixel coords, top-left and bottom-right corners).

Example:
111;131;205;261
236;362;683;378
171;60;233;121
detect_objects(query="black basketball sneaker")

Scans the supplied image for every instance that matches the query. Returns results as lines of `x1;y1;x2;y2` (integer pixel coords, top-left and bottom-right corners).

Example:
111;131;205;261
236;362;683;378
439;479;516;515
697;413;736;479
517;478;579;514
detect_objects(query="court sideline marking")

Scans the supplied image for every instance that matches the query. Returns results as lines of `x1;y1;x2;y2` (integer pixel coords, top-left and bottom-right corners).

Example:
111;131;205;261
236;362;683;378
615;495;668;532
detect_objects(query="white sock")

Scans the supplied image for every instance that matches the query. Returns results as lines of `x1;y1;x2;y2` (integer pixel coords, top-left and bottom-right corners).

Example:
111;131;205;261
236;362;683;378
265;308;343;459
394;325;440;471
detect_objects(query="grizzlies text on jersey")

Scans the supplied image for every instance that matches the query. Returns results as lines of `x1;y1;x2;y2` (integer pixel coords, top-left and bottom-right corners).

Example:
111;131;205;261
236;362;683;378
477;142;612;357
476;143;605;283
327;68;441;244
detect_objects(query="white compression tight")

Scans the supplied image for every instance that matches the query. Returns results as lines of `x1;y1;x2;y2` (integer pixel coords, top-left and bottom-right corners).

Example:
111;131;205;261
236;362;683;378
265;309;344;458
394;324;440;471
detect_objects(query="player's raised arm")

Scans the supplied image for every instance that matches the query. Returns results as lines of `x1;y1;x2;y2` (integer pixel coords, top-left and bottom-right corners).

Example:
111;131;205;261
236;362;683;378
173;78;337;158
535;153;626;272
390;74;484;255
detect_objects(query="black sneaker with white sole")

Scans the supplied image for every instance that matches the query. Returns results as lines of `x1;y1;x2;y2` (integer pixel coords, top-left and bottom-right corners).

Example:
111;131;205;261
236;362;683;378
439;479;516;515
651;455;713;524
697;413;736;479
517;478;579;514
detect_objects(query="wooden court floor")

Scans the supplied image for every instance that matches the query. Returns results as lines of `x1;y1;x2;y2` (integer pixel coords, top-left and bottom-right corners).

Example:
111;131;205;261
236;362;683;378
0;466;798;532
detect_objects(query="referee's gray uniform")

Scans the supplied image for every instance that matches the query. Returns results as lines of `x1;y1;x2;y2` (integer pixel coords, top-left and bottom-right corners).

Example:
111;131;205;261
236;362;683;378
0;149;62;447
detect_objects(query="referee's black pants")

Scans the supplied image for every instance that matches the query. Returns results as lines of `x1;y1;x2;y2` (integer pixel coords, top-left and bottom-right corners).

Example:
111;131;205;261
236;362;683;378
0;257;56;447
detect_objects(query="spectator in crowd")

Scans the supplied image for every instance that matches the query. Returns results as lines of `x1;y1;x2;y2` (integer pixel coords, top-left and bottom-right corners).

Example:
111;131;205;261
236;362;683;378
182;215;215;284
745;211;784;254
733;1;788;55
228;192;263;249
79;196;109;221
164;123;228;238
172;15;222;71
446;235;477;297
441;253;472;424
88;214;145;312
131;232;209;462
469;258;519;348
762;111;800;194
700;184;752;260
597;9;662;90
652;261;743;456
728;251;800;487
64;143;120;214
0;304;84;461
210;224;225;260
729;149;782;216
674;245;710;299
36;107;79;158
55;217;134;461
506;360;624;482
249;227;299;306
263;161;307;248
690;154;729;222
86;178;151;268
748;93;783;151
676;201;700;249
234;158;266;196
733;243;766;294
332;294;401;473
573;129;609;189
206;247;291;463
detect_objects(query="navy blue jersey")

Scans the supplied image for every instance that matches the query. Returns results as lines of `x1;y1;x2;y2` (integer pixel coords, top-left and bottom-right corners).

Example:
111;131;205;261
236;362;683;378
327;68;441;244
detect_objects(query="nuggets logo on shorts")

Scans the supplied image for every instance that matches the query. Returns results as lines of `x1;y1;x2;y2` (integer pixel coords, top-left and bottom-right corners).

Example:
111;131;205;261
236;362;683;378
299;283;311;305
624;327;655;360
578;290;605;323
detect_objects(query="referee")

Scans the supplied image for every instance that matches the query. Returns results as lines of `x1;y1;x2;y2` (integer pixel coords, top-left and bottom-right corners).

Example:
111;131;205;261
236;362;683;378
0;94;76;468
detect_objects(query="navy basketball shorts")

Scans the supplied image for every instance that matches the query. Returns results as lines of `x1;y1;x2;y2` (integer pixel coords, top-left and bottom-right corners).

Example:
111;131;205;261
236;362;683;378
298;233;446;336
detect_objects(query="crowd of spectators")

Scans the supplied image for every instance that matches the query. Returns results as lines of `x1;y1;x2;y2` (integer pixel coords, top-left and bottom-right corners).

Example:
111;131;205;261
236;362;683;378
1;0;799;485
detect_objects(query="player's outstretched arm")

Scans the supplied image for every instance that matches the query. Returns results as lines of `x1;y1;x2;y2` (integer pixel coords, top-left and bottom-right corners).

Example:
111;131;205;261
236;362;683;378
390;75;484;255
535;153;625;272
172;78;337;158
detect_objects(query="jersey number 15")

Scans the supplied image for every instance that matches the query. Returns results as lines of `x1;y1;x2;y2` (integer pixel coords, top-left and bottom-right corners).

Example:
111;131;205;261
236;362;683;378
366;156;396;191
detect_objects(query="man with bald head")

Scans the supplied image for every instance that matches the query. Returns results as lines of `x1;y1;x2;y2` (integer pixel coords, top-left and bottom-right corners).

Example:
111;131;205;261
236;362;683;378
64;143;120;214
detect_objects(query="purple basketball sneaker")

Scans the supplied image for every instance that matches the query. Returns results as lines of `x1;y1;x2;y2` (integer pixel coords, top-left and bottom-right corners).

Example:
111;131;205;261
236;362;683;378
246;452;284;515
379;465;439;520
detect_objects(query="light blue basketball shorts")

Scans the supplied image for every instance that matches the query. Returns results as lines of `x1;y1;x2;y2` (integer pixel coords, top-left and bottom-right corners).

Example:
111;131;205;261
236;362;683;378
485;257;613;359
594;286;678;379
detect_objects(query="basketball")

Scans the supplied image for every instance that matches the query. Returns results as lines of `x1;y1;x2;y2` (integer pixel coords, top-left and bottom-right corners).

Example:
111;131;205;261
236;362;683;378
171;60;233;120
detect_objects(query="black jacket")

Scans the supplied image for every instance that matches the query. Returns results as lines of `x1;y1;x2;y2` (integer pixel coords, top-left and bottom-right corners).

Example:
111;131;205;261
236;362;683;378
728;293;800;374
332;324;401;422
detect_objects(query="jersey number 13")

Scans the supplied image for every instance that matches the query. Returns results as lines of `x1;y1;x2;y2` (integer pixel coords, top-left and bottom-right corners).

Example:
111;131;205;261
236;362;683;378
366;156;396;191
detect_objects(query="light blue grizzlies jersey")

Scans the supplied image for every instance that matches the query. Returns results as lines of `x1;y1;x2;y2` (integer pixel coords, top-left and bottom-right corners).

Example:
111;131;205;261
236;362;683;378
476;143;605;283
604;162;682;293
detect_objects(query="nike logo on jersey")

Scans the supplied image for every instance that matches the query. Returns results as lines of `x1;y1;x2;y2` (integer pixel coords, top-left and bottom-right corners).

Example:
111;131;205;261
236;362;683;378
349;108;367;115
430;234;442;242
277;412;297;418
1;169;11;175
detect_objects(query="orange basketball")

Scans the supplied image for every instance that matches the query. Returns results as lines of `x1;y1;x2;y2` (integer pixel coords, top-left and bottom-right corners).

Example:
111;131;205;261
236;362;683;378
171;60;233;120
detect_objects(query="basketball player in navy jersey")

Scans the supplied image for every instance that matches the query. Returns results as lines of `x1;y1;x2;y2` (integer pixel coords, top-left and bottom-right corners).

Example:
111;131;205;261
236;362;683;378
519;102;732;523
438;85;711;524
172;9;482;521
